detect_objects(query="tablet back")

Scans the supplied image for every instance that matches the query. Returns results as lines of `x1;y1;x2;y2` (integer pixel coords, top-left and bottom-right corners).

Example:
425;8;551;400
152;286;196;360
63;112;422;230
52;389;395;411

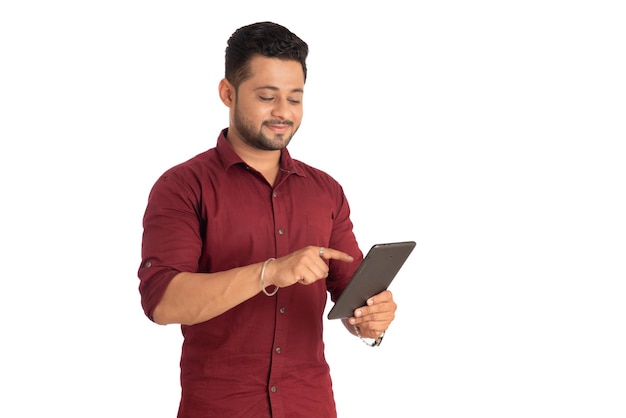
327;241;416;320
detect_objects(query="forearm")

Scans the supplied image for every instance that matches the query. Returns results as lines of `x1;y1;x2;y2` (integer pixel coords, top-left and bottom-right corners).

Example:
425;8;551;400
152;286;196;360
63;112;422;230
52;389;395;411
152;262;265;326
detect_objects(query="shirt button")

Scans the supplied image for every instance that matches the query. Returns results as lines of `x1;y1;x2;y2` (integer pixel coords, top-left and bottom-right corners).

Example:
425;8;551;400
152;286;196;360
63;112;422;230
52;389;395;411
275;347;281;354
272;191;278;198
279;307;286;314
278;228;285;235
270;386;277;393
144;261;152;268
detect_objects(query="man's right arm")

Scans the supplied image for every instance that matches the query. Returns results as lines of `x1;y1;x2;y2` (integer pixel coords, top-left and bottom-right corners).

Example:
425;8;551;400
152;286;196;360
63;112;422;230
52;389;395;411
151;263;266;326
151;246;354;326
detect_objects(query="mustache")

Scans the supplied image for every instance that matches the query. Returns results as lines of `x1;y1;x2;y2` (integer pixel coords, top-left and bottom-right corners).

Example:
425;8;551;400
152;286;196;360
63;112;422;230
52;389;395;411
264;120;293;127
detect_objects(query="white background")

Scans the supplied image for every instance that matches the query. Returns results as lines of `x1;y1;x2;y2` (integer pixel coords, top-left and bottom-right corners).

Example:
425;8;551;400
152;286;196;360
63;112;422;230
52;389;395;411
1;1;625;417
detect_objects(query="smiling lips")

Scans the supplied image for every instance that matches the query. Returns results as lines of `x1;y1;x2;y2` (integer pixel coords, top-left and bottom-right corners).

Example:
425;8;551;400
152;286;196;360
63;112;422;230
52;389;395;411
265;121;292;134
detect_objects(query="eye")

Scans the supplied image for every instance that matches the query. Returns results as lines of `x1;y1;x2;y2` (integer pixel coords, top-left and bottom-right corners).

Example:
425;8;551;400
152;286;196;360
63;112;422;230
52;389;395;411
287;98;301;104
259;96;274;102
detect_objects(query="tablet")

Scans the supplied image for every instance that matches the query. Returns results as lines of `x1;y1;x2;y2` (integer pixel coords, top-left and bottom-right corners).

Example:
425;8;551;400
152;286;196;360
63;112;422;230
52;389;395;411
327;241;416;320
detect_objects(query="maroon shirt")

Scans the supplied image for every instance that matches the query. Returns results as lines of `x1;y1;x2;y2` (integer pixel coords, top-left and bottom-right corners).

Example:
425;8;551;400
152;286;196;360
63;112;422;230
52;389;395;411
138;129;363;418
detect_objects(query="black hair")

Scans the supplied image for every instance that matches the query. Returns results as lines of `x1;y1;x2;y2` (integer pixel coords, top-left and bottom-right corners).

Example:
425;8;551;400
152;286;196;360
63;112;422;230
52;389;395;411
225;21;308;88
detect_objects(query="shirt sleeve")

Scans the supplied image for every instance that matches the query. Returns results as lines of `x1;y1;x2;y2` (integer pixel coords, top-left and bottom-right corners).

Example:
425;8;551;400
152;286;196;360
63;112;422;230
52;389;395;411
325;183;364;303
137;169;204;321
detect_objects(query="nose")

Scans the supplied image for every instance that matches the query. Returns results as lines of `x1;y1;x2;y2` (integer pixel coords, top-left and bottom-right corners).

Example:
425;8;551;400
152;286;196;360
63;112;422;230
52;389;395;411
271;98;290;119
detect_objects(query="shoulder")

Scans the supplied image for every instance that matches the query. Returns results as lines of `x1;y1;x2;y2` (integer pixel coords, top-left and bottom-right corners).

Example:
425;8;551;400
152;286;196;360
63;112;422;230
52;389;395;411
291;158;342;188
147;148;223;201
158;148;219;182
290;160;345;202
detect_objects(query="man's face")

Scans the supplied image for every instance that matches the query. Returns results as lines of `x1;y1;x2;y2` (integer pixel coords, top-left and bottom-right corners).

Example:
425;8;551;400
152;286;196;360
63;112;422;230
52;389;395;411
231;55;305;150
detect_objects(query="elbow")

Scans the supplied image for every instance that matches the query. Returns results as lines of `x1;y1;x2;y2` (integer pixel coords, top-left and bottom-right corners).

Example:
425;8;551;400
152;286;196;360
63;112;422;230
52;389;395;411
151;303;200;326
152;315;169;326
151;304;176;325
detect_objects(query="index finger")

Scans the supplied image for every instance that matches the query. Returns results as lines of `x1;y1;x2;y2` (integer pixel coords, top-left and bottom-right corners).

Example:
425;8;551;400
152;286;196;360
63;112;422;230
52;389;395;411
319;247;354;263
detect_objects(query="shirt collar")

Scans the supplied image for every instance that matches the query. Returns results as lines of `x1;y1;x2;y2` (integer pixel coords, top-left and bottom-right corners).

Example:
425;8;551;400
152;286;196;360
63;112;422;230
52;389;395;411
216;128;305;177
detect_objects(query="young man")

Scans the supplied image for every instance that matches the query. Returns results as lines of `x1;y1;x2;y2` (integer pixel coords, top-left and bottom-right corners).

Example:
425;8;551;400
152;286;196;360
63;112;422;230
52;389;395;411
138;21;397;418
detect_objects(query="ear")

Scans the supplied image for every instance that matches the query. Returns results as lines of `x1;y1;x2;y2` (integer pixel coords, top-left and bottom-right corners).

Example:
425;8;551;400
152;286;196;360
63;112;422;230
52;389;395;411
218;78;235;107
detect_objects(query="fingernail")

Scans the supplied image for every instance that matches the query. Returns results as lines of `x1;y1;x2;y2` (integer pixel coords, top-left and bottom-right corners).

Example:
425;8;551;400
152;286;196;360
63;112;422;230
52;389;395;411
367;299;373;305
355;310;362;317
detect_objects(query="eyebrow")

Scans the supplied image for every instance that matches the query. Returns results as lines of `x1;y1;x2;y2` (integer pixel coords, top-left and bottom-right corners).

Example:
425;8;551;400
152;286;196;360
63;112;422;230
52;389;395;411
254;85;304;94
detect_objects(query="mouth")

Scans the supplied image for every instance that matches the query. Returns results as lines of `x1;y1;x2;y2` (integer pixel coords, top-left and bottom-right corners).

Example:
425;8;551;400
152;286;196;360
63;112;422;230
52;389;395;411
265;121;292;134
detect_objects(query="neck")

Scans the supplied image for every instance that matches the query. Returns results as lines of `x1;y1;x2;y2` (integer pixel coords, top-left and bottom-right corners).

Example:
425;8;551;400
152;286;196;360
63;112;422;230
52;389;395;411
227;133;281;185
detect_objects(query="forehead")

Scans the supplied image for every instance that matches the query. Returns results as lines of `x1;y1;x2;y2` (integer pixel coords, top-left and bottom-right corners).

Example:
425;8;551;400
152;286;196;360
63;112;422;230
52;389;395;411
243;55;305;91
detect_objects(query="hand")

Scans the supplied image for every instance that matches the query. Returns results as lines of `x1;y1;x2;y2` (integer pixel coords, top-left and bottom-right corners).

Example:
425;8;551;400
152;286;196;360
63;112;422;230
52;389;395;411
348;290;396;339
264;245;354;288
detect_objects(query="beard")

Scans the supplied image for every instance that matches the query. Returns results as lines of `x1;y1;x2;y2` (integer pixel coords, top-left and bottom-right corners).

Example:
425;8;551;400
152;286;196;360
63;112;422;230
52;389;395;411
233;102;299;151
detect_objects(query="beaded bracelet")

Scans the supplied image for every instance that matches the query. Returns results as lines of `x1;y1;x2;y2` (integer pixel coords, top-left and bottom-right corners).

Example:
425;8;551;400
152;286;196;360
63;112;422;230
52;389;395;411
260;258;278;296
354;325;385;347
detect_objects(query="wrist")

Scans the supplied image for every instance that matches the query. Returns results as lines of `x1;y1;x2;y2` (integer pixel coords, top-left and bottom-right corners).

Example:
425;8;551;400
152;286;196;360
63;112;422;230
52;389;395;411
353;325;385;347
260;258;278;296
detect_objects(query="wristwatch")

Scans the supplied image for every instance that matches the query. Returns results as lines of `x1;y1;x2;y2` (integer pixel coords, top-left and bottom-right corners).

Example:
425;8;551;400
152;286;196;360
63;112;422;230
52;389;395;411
354;325;385;347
